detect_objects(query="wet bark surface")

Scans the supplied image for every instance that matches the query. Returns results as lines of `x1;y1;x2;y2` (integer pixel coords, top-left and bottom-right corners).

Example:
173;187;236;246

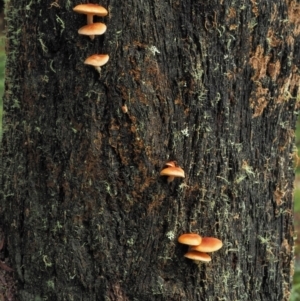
1;0;300;300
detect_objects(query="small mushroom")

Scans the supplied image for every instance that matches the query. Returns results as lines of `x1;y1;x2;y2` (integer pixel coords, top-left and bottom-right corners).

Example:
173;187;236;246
160;165;185;183
165;161;177;167
121;104;128;114
84;54;109;74
178;233;202;246
73;4;108;25
184;250;211;262
78;23;107;40
190;237;223;253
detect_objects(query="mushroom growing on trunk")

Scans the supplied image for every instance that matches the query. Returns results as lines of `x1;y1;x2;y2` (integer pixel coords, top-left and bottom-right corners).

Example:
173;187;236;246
78;23;107;40
84;54;109;75
73;4;108;39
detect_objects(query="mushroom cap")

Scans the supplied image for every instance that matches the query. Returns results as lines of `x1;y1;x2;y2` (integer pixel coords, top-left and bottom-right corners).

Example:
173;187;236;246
184;251;211;262
78;23;107;36
160;166;185;178
190;237;223;253
165;161;177;167
84;54;109;67
178;233;202;246
73;4;108;16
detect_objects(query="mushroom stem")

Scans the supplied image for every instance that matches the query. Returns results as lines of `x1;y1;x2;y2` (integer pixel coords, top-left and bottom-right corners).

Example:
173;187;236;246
87;14;93;25
167;176;175;183
94;66;101;74
87;14;95;39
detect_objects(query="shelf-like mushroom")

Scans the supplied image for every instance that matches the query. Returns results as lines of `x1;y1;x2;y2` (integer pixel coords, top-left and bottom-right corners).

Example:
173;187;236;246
84;54;109;74
73;4;108;25
190;237;223;253
78;23;107;40
184;251;212;262
160;165;185;183
178;233;202;246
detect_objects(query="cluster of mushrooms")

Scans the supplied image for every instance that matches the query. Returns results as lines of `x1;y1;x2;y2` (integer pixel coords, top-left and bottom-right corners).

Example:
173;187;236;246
178;233;223;263
160;162;223;263
73;4;223;263
73;3;109;74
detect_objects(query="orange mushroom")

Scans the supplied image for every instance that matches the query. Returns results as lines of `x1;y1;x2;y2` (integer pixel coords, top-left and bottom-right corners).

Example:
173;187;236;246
73;4;108;25
165;161;177;167
121;104;128;113
178;233;202;246
184;250;211;262
190;237;223;253
78;23;107;40
84;54;109;74
160;165;185;183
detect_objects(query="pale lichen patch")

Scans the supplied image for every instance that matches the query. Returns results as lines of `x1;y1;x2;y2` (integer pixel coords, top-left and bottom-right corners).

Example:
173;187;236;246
277;65;300;104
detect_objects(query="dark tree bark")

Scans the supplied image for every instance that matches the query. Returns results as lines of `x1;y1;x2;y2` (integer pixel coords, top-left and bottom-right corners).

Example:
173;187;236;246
1;0;300;300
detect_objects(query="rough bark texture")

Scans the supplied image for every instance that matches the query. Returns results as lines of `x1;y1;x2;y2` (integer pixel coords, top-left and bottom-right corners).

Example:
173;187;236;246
1;0;300;300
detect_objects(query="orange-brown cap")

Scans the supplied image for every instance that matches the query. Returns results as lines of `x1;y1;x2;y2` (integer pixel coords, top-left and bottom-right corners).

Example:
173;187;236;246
160;166;185;178
84;54;109;68
178;233;202;246
73;4;108;17
190;237;223;253
184;251;211;262
165;161;177;167
78;23;107;36
121;105;128;113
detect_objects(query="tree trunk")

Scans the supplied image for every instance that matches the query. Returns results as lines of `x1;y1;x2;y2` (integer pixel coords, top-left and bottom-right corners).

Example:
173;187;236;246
1;0;299;300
